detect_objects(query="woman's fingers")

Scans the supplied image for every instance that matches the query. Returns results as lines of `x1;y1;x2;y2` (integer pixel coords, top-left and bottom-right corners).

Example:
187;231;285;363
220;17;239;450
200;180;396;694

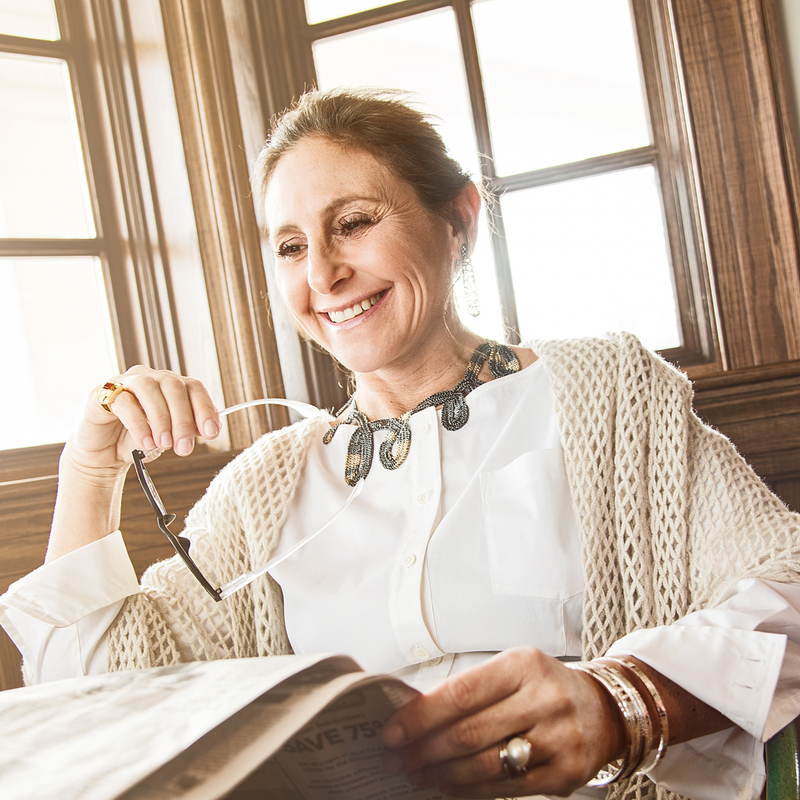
69;367;220;472
384;648;530;750
112;368;220;458
187;377;221;441
382;647;622;797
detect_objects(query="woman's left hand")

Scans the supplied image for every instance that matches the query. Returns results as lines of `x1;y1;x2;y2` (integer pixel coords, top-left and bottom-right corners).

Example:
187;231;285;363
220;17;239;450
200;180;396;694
381;647;625;798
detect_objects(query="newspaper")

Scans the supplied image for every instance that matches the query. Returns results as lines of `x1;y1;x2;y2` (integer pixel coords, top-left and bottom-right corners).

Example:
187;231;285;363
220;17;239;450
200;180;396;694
0;654;452;800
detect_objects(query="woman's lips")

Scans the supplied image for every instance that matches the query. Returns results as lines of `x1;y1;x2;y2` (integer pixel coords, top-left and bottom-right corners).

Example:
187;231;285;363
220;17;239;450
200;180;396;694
326;290;386;324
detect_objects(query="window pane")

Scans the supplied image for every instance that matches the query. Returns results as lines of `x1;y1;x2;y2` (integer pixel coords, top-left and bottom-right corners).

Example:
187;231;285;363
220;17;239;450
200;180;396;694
0;257;118;449
0;0;59;40
472;0;650;175
305;0;396;24
313;8;479;176
0;54;95;238
501;166;680;350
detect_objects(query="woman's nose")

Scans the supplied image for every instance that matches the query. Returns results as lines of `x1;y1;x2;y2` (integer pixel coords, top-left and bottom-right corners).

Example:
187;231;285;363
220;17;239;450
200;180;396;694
306;243;352;294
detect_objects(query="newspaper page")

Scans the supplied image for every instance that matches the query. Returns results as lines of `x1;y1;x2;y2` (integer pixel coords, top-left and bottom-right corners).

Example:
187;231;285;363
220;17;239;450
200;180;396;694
0;653;359;800
120;668;452;800
258;674;451;800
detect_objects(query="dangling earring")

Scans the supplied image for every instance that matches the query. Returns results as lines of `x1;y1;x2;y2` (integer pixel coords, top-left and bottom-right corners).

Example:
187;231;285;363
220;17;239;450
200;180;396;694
461;243;480;317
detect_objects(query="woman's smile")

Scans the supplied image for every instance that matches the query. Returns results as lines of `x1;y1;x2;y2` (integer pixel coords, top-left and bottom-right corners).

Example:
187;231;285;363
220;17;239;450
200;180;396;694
323;289;387;325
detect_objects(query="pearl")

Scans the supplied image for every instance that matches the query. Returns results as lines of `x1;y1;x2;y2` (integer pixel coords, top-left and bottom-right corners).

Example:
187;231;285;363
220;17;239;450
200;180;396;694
505;736;532;771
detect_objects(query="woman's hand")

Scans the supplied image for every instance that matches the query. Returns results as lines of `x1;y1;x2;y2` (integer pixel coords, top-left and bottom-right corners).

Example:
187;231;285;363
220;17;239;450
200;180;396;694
66;367;221;475
46;367;220;562
381;647;626;798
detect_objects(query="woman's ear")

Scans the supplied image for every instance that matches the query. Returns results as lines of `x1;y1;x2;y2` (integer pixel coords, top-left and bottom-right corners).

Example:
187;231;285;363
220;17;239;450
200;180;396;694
450;182;482;253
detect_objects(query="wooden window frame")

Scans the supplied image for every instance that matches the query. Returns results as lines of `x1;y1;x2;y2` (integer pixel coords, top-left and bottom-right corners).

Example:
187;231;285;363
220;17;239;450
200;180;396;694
242;0;800;384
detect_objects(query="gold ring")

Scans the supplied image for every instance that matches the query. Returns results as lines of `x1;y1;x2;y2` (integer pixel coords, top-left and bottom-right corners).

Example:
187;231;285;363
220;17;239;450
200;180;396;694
94;381;126;413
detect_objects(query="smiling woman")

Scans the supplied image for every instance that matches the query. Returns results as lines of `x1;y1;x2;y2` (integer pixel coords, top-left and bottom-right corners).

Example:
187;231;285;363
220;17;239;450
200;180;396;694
264;135;480;395
3;88;800;800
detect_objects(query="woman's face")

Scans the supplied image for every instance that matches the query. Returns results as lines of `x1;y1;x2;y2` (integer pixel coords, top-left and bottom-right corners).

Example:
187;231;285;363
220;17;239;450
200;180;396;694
264;137;462;376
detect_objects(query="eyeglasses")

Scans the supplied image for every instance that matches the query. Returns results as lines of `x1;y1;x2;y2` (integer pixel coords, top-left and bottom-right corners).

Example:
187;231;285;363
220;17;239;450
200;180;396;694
132;398;362;603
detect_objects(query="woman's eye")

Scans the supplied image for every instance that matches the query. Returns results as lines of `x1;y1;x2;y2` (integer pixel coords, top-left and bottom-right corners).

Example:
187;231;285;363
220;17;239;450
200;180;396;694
338;215;373;235
275;242;304;259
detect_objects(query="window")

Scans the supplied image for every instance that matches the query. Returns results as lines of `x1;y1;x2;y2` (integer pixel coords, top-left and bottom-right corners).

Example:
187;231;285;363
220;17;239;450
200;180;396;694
0;2;120;450
280;0;715;365
0;0;290;460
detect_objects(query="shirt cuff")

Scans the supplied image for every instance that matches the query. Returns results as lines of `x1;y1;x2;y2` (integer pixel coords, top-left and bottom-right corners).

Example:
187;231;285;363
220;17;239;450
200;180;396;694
606;625;785;741
0;531;141;628
649;727;765;800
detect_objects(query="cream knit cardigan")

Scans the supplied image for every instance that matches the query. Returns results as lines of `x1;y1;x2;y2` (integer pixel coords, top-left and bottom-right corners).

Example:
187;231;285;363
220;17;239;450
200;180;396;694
107;334;800;800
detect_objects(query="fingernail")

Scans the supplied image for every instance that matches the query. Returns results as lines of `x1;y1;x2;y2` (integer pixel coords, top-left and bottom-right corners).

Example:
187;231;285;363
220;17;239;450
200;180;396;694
203;419;219;438
176;437;193;456
143;435;156;452
382;721;406;748
160;432;173;449
382;751;403;775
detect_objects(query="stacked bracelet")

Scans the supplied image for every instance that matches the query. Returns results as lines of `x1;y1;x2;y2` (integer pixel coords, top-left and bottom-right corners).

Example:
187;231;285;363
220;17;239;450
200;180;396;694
598;656;670;775
566;657;669;786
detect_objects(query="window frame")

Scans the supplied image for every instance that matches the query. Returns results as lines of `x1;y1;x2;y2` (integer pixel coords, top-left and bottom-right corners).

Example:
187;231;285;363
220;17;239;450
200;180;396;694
249;0;800;385
0;0;176;470
0;0;292;474
2;0;799;467
256;0;718;367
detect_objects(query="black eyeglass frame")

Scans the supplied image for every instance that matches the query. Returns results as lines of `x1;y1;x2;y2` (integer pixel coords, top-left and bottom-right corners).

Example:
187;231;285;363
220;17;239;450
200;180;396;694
131;448;223;602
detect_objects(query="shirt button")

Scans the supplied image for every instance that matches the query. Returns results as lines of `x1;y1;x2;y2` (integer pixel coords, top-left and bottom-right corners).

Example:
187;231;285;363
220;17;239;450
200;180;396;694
402;554;416;568
428;657;443;667
414;646;430;660
416;492;427;504
419;422;430;435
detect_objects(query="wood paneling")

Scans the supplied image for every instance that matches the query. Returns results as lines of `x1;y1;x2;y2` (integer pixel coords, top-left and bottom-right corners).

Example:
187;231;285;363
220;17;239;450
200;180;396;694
672;0;800;369
694;367;800;508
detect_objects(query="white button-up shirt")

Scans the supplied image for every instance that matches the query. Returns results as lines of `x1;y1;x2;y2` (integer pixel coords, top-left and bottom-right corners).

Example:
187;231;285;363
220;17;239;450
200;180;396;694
3;361;800;800
271;361;582;682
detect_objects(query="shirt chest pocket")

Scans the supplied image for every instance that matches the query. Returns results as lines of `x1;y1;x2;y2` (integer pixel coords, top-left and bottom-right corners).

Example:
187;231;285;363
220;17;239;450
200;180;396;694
480;449;584;598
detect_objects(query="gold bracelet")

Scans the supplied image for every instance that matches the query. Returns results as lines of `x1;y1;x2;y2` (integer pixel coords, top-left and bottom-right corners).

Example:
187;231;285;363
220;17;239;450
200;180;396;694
566;661;650;785
600;657;669;774
592;663;654;778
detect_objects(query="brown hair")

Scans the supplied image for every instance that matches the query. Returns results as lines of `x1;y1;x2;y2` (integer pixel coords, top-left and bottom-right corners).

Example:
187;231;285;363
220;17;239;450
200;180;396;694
253;88;473;225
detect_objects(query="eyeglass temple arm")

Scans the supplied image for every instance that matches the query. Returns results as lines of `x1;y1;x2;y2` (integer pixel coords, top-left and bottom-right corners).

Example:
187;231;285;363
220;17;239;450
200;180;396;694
134;397;331;604
218;480;363;600
155;516;223;603
218;397;325;421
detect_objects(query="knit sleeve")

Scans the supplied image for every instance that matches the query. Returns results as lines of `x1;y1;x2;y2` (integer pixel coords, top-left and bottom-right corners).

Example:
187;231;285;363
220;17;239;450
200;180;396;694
533;332;800;649
106;416;324;673
535;332;800;800
686;410;800;609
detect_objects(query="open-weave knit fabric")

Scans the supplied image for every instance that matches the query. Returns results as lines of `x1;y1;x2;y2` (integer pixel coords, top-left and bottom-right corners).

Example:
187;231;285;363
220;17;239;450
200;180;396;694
533;333;800;800
107;334;800;799
107;416;324;670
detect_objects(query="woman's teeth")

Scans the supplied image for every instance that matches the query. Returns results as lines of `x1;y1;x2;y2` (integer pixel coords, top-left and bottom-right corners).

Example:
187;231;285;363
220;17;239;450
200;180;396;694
327;292;384;323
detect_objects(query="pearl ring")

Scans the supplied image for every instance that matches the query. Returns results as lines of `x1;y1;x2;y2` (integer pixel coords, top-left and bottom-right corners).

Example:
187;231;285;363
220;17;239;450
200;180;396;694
499;734;532;778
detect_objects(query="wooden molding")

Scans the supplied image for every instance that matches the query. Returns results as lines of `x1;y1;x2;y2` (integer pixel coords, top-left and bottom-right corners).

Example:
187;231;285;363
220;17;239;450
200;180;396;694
159;0;289;446
693;370;800;488
671;0;800;369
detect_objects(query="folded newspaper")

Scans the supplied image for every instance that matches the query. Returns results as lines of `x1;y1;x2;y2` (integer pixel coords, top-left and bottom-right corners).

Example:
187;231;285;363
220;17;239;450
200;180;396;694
0;653;455;800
